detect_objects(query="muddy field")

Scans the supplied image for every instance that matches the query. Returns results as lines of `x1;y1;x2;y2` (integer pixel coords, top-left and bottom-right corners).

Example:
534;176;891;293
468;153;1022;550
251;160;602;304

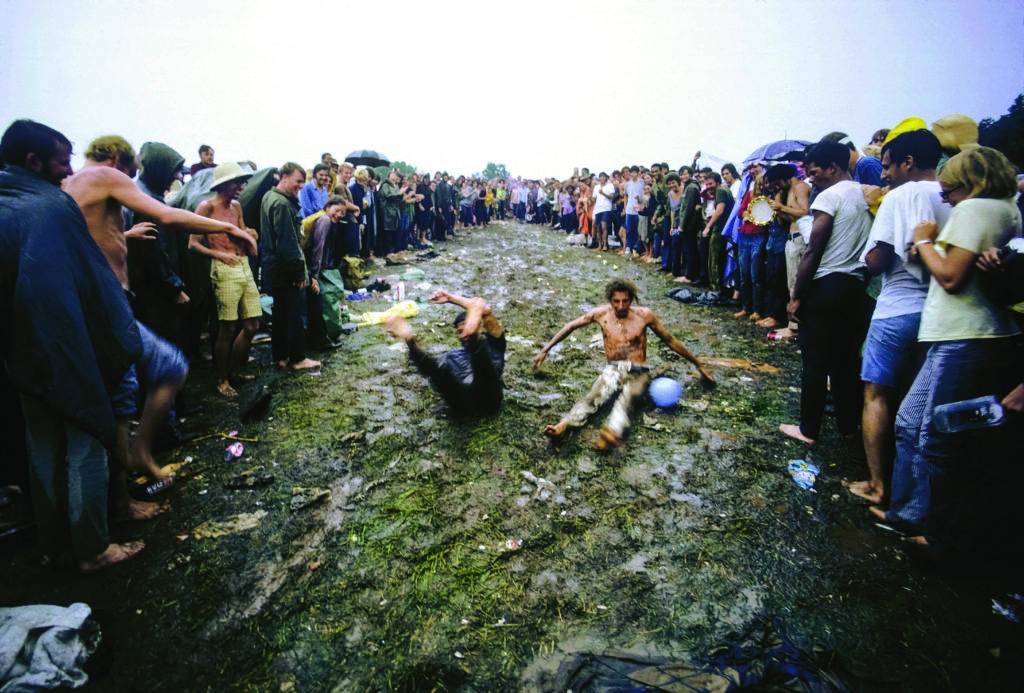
2;222;1016;691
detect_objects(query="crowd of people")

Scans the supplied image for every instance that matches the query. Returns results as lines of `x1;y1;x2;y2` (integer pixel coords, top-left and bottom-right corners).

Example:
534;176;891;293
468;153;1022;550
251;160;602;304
1;111;1022;575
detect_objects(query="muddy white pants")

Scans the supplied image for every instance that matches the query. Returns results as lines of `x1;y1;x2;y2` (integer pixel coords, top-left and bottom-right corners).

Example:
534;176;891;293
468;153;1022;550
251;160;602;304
562;362;652;437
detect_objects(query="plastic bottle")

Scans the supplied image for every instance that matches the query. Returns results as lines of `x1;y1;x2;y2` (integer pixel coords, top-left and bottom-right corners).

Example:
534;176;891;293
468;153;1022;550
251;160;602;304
932;395;1005;433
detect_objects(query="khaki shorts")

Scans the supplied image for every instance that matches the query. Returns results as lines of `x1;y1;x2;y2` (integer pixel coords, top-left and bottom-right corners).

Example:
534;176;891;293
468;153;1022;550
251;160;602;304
211;258;262;321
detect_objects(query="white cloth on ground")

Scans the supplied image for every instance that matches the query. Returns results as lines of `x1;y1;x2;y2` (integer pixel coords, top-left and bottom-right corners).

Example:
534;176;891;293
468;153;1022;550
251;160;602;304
0;603;99;692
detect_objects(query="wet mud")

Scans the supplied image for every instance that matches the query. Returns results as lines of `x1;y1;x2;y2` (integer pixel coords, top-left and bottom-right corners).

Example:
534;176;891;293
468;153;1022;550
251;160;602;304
1;222;1015;691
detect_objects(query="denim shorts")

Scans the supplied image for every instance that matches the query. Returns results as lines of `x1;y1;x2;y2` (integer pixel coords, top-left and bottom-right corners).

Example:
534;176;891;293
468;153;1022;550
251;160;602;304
111;321;189;417
860;312;924;387
595;211;611;226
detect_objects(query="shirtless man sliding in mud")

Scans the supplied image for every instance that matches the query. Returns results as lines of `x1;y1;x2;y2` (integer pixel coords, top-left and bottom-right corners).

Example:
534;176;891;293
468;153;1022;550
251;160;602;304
533;279;715;449
63;136;255;531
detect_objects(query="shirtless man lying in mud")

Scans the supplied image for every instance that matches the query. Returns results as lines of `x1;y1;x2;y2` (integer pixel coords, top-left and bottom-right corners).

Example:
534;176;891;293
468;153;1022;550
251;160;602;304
533;278;715;449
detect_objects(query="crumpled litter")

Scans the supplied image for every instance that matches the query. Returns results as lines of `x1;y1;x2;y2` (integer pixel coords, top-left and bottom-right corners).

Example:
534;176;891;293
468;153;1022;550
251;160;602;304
192;510;267;539
355;300;419;326
521;470;559;502
290;486;331;511
0;603;99;692
224;471;275;490
787;460;820;490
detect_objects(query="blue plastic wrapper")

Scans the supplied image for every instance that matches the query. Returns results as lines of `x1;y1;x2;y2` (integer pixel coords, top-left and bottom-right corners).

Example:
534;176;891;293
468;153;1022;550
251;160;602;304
787;460;820;490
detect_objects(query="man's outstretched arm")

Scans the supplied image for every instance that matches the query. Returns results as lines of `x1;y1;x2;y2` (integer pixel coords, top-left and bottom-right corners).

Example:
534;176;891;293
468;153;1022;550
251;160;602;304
533;310;598;370
648;313;715;385
105;168;257;253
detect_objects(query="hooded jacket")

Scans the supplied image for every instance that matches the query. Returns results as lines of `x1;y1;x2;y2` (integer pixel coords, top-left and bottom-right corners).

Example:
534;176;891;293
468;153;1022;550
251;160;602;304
126;142;188;304
0;166;141;447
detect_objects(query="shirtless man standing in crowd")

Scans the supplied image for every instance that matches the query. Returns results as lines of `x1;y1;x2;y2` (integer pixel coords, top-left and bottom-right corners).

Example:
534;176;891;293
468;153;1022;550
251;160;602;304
533;279;716;449
764;164;811;335
192;163;261;397
62;136;256;515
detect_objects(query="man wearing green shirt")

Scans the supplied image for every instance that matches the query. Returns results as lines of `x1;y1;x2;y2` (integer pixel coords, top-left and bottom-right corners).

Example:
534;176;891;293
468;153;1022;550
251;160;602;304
260;162;320;371
377;169;404;255
701;172;735;293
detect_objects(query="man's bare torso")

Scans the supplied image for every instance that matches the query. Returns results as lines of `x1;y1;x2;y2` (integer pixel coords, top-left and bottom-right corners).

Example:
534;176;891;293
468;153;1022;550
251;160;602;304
62;167;129;288
197;197;245;256
595;305;651;364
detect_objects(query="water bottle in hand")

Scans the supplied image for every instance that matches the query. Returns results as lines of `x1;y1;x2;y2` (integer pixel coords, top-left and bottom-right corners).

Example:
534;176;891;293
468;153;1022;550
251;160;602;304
933;395;1005;433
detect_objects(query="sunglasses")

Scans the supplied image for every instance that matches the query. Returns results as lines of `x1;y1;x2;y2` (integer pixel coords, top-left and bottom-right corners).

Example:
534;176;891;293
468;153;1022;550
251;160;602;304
939;184;962;203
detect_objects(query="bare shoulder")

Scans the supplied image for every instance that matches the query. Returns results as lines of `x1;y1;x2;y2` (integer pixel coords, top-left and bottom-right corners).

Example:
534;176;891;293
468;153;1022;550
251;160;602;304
634;305;656;322
195;198;213;214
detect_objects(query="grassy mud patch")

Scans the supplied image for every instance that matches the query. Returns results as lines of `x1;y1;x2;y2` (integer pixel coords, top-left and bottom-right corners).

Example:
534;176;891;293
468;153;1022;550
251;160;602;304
1;222;1015;691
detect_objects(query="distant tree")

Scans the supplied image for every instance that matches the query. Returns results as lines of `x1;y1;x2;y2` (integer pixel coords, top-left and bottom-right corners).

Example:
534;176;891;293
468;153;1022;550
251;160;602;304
481;162;510;180
390;160;417;176
979;93;1024;170
372;160;417;180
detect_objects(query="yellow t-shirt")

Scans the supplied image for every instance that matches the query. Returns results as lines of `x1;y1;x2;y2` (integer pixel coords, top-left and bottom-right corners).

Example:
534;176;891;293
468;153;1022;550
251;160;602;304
918;197;1022;342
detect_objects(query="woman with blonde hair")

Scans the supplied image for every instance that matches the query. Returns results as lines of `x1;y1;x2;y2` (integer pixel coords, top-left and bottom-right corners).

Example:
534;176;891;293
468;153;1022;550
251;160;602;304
876;146;1022;562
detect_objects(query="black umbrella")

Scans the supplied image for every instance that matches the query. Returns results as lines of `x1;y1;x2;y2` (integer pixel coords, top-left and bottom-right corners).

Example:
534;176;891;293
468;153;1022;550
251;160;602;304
345;149;390;168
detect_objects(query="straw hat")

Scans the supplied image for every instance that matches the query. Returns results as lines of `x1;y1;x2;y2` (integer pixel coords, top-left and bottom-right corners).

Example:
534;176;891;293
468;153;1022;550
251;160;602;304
931;114;978;153
211;161;252;190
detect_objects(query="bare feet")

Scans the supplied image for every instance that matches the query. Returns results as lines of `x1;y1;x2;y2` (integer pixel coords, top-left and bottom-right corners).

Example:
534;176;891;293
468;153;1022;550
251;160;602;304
733;309;749;319
543;422;568;442
778;423;816;445
757;317;779;328
217;381;239;398
771;327;796;340
868;505;887;522
128;441;167;480
290;358;321;371
124;498;170;520
845;480;884;504
595;428;624;450
902;535;929;547
79;540;145;573
749;312;762;321
674;276;693;284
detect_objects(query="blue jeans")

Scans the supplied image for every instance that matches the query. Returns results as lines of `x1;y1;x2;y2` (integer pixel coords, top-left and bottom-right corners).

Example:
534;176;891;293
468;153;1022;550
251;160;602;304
888;337;1019;549
651;217;668;258
737;233;766;313
21;395;110;560
624;214;641;253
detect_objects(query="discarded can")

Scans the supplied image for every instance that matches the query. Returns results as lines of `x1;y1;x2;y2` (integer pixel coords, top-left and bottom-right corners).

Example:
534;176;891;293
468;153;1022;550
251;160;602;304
130;476;174;500
224;442;245;461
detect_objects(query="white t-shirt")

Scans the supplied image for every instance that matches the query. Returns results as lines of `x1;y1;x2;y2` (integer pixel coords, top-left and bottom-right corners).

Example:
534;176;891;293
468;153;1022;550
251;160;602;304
918;197;1022;341
863;180;951;320
729;179;741;200
624;179;644;215
809;179;872;280
593;182;615;214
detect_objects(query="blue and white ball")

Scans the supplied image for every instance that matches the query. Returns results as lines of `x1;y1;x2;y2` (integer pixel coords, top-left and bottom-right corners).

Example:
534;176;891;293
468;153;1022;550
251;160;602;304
649;377;683;408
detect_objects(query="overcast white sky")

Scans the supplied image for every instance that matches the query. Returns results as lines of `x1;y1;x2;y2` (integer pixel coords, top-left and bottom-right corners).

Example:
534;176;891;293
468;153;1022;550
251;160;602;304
2;0;1022;178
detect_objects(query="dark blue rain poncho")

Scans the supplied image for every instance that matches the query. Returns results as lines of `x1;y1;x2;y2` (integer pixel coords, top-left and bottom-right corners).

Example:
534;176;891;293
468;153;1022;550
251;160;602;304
0;166;141;447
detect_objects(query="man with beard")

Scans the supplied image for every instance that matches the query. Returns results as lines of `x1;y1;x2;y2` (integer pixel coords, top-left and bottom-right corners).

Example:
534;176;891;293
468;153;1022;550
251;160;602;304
534;279;715;449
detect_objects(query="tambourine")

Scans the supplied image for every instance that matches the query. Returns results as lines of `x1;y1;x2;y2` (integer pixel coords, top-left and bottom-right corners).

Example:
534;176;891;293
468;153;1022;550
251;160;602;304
743;195;775;225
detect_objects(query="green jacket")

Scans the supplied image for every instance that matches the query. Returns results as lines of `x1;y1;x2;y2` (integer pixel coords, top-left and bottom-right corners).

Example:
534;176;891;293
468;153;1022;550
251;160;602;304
378;181;404;231
259;187;307;290
679;180;703;233
651;178;668;227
